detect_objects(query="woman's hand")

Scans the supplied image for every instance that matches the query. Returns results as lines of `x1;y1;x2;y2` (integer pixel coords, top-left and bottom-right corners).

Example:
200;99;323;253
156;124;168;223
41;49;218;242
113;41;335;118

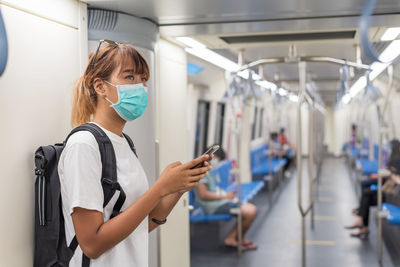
225;191;236;200
155;155;211;197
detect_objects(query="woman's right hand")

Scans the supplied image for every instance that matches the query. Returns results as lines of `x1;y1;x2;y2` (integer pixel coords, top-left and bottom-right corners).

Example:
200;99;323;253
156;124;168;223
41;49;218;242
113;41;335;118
155;155;211;197
225;191;236;200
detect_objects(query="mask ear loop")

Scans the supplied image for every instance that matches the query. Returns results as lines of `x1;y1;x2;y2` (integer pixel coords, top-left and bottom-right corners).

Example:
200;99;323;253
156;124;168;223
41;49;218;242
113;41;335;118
103;80;118;105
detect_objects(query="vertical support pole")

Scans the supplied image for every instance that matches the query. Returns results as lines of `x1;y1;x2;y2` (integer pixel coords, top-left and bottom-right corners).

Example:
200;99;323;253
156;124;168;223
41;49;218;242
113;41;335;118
309;105;315;230
355;44;362;65
377;129;383;265
297;61;307;267
236;123;242;256
236;49;245;256
258;65;264;80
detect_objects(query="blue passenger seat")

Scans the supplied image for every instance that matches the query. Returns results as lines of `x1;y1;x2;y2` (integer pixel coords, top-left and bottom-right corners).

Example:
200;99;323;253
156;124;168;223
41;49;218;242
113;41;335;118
382;203;400;225
250;144;287;176
189;159;264;223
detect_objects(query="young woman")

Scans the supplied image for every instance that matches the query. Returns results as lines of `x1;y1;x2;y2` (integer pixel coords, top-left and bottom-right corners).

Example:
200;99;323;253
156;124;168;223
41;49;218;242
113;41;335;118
58;40;211;266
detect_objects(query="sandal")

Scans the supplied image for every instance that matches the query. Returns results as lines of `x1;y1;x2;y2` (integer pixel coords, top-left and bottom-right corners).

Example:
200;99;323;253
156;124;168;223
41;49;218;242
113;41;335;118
350;229;369;239
243;242;258;251
344;224;363;230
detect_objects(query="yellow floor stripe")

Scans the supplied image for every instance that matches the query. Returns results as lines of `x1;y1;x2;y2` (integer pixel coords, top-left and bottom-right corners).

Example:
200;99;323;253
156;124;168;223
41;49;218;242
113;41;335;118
318;186;335;190
289;240;336;246
316;197;333;202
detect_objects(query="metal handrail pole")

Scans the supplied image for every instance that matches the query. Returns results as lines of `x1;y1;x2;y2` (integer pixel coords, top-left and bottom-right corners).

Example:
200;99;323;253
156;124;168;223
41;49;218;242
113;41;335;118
309;105;315;230
300;56;370;70
377;130;383;265
236;114;243;257
235;56;371;73
377;65;394;264
297;61;314;267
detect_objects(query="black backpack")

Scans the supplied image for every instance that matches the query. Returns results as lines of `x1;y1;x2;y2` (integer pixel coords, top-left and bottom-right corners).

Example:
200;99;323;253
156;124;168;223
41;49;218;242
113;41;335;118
33;123;137;267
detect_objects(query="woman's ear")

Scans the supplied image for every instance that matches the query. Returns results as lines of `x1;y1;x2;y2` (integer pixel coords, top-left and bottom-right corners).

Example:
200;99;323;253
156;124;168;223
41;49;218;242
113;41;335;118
93;78;106;96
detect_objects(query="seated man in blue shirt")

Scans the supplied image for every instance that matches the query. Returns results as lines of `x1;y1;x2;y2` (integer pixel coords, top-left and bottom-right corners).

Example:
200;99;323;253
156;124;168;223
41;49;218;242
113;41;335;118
194;147;258;251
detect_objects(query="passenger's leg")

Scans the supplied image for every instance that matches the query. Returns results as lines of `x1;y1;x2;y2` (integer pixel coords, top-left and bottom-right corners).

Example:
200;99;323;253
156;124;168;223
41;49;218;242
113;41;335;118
346;189;370;228
224;203;257;248
283;156;291;172
351;189;377;237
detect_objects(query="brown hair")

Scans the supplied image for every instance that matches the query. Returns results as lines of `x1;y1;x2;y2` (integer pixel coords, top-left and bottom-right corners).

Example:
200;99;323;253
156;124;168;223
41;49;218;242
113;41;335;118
71;43;149;127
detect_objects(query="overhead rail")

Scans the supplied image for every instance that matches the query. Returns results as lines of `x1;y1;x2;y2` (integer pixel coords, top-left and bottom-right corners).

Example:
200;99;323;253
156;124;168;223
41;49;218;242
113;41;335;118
235;56;370;74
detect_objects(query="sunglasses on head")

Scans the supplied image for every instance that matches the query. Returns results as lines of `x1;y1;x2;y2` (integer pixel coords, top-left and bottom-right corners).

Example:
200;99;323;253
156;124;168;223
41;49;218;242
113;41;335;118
90;39;119;69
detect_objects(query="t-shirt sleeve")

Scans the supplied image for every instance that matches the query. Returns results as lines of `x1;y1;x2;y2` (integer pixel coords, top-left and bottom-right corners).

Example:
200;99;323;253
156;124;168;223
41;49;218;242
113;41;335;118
59;141;104;215
200;174;210;184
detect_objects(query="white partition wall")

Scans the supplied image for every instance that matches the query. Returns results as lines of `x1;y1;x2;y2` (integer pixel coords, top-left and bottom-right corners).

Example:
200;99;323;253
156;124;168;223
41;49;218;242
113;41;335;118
155;39;190;267
0;1;87;266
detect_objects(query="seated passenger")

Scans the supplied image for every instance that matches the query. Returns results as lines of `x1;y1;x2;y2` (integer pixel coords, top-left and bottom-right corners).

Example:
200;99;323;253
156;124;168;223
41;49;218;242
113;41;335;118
194;146;258;251
270;132;293;176
345;142;400;238
350;123;358;148
279;128;296;152
352;139;400;214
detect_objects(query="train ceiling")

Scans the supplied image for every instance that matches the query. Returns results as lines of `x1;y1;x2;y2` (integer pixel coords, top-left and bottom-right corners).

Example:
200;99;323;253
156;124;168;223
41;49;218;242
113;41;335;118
85;0;400;106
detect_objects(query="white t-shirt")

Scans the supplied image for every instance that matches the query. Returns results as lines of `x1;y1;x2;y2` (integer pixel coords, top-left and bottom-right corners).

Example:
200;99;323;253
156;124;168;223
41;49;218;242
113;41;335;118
58;123;149;267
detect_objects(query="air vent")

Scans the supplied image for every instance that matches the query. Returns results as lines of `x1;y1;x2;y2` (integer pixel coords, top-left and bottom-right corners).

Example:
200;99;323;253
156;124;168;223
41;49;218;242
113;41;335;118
220;31;356;44
88;9;118;31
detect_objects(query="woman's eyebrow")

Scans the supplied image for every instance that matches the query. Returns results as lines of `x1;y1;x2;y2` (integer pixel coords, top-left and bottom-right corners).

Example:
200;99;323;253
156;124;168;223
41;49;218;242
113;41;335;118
122;69;134;73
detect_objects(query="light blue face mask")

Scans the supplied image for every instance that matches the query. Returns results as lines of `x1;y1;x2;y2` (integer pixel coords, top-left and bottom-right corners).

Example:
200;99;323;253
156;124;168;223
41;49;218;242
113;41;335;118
104;80;148;121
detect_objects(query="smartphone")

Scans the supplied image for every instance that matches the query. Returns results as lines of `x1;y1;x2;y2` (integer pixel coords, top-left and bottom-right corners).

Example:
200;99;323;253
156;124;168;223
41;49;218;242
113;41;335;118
191;145;220;169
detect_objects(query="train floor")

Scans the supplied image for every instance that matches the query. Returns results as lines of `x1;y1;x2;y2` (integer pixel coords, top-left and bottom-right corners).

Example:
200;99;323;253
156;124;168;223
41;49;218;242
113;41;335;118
190;157;395;267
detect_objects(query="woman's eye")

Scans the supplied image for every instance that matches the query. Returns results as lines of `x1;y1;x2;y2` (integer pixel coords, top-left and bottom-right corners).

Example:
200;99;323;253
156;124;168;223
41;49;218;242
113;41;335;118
141;77;147;82
126;75;134;80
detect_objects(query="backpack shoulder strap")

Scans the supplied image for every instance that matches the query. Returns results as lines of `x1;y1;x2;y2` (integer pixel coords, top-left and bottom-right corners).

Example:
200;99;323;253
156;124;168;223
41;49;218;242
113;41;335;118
122;133;138;158
65;123;119;208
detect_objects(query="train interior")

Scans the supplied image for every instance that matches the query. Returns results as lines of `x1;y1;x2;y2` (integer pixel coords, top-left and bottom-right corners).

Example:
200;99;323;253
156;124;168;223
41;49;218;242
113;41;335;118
1;0;400;266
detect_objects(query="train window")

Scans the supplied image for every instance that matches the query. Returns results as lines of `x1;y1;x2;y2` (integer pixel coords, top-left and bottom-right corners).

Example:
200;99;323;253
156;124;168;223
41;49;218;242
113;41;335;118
258;108;264;137
194;100;210;158
251;107;258;140
214;102;225;146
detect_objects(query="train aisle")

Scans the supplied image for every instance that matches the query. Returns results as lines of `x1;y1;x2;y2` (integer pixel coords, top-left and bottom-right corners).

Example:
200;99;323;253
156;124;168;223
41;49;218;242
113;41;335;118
191;157;394;267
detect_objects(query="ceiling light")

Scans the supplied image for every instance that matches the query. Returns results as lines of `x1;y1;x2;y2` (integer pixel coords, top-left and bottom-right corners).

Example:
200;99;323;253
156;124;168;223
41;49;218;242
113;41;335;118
380;27;400;41
349;76;367;98
346;40;400;102
289;94;299;102
237;70;249;79
342;93;351;104
378;40;400;62
176;37;206;49
185;48;239;72
255;80;278;91
278;88;288;96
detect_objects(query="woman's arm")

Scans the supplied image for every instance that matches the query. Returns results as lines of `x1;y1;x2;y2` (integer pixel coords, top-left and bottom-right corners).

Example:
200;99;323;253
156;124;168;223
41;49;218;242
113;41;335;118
72;156;211;259
72;183;163;259
148;192;183;232
148;160;213;232
197;183;235;201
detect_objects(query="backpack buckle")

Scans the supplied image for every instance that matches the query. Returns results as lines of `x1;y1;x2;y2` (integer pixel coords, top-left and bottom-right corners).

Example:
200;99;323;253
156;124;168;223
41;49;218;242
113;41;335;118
34;155;47;175
101;178;120;190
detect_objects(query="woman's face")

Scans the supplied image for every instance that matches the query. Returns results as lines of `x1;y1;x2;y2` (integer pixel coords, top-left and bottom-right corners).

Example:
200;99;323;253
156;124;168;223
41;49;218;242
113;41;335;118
103;57;148;104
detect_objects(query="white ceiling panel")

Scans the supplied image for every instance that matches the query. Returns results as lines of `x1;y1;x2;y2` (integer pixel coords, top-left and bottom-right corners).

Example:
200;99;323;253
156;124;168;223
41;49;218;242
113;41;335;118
85;0;400;25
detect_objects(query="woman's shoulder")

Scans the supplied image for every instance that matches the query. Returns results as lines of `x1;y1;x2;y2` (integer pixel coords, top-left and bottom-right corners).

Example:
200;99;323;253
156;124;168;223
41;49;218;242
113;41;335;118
65;130;99;152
